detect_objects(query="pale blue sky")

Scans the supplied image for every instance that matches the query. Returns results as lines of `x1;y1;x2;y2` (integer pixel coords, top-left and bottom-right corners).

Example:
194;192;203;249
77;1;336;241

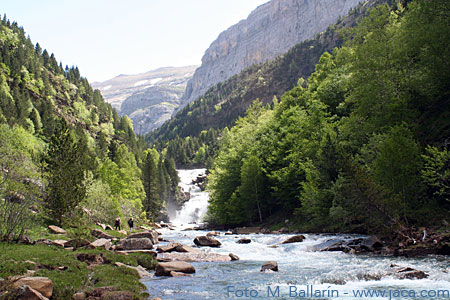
1;0;269;82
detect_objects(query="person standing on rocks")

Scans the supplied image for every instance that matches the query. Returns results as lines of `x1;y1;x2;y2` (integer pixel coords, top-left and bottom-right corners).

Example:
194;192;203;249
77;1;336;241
128;217;134;233
114;216;121;230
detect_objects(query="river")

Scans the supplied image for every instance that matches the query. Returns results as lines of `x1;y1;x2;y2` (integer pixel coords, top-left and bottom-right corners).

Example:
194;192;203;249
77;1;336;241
142;169;450;300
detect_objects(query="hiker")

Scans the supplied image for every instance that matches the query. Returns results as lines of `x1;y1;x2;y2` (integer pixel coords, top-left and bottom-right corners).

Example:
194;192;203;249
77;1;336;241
128;217;134;232
114;216;121;230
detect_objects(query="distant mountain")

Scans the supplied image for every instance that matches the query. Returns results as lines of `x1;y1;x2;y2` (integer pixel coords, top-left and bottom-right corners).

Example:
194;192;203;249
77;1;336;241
181;0;363;108
92;66;197;135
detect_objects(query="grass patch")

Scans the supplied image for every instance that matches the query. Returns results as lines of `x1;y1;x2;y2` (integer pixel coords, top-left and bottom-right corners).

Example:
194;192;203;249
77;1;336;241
0;242;155;300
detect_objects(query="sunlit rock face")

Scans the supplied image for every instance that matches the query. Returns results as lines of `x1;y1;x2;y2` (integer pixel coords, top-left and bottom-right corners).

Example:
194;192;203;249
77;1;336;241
182;0;362;107
92;66;197;135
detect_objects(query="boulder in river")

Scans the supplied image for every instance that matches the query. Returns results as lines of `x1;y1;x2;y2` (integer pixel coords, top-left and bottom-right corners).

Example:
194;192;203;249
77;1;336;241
313;236;383;253
237;238;251;244
232;227;261;234
156;242;182;253
391;265;429;280
261;261;278;272
281;235;306;244
207;231;220;237
175;244;202;253
155;261;195;276
193;236;221;247
229;253;240;261
157;252;231;262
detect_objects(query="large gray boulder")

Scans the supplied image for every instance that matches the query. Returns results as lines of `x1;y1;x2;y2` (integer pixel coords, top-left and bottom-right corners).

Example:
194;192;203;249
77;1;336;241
91;238;112;250
193;236;221;247
155;261;195;276
126;231;159;245
117;238;153;250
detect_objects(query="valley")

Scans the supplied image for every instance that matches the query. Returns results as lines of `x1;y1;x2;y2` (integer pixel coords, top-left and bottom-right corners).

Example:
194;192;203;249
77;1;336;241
0;0;449;299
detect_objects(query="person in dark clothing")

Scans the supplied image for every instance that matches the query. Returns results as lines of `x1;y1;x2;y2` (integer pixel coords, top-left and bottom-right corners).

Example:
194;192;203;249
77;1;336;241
114;216;121;230
128;218;134;232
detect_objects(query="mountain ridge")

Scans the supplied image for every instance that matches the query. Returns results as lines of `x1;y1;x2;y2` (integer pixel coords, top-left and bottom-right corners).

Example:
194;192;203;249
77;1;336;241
181;0;363;108
92;65;197;135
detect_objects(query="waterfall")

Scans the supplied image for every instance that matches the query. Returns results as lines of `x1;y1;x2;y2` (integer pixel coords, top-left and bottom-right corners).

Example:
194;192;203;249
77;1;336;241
170;169;209;226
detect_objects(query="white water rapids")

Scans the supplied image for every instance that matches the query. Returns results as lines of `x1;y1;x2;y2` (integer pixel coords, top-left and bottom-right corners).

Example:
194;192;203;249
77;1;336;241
170;169;208;226
143;169;450;300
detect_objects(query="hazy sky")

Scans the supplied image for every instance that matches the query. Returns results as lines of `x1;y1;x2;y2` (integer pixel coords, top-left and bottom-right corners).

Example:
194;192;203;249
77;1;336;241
2;0;269;82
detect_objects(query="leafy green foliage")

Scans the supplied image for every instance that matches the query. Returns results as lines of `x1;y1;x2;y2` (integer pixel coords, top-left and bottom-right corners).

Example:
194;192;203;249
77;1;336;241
422;146;450;203
208;0;450;232
0;124;43;239
0;15;162;226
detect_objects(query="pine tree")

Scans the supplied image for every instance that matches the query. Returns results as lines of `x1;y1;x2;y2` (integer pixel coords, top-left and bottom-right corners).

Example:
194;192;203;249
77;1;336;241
43;120;87;225
142;150;161;220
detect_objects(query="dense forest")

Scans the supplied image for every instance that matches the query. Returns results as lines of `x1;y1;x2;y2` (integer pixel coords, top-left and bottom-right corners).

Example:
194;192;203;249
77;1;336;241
206;0;450;234
0;15;178;240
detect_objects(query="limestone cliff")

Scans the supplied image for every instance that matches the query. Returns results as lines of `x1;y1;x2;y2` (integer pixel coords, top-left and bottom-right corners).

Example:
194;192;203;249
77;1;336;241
182;0;362;106
92;66;196;135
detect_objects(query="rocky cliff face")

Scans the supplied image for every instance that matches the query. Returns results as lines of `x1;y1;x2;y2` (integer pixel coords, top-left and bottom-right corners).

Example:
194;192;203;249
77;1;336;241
92;66;197;135
182;0;362;106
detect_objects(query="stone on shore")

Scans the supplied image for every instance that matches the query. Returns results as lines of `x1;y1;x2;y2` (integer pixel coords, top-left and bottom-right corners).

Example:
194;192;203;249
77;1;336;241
102;291;135;300
91;238;112;250
75;253;108;265
117;238;153;250
48;225;66;234
91;229;114;240
96;222;106;230
157;252;231;262
73;292;86;300
193;236;221;247
281;235;306;244
36;239;66;248
64;239;91;249
114;262;153;279
261;261;278;272
8;285;49;300
127;231;159;244
155;261;195;276
12;277;53;298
